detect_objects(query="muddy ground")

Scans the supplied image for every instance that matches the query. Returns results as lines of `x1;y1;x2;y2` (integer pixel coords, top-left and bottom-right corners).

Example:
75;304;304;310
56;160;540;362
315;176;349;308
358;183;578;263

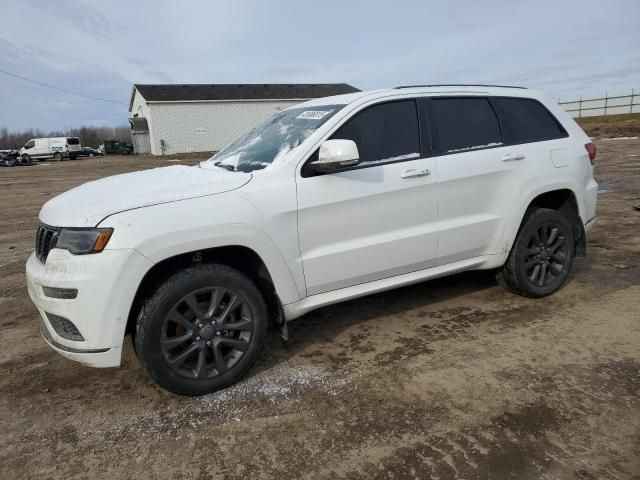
0;142;639;479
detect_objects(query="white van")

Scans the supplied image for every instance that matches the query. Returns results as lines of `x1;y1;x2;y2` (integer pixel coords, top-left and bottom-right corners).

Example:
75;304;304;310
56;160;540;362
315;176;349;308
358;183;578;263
19;137;82;162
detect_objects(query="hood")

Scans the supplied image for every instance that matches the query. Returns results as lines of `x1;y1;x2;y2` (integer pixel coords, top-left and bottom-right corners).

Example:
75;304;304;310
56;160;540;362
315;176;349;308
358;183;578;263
39;165;251;227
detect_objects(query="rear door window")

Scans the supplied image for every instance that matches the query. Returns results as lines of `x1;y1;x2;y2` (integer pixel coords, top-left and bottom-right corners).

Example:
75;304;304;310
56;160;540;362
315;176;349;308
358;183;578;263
496;97;567;143
330;100;421;165
67;137;80;145
431;98;503;154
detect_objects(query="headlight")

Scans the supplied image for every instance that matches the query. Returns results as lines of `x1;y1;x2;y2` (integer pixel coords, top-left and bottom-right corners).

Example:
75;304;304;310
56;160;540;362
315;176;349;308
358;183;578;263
55;228;113;255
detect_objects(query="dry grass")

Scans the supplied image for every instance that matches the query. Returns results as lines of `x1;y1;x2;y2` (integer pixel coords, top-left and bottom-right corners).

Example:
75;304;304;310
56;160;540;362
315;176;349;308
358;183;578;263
576;113;640;138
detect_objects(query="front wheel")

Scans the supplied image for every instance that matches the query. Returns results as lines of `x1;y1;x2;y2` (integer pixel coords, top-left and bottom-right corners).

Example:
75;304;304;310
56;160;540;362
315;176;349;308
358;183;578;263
21;154;31;163
135;264;268;396
499;208;575;298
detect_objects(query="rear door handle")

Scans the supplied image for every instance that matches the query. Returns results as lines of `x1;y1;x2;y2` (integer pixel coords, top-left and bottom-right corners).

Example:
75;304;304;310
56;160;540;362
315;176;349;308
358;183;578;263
401;168;431;179
502;153;526;162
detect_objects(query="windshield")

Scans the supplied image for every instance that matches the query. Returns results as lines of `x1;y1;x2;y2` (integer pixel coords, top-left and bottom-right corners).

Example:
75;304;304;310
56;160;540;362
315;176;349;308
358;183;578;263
202;104;344;172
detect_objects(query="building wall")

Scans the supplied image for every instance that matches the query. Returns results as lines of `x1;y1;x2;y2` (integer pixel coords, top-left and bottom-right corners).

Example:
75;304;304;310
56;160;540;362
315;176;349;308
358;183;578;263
146;100;303;155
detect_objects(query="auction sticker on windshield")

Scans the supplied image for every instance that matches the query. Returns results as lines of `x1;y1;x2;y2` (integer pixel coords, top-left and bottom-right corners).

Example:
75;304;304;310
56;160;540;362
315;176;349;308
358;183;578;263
297;110;333;120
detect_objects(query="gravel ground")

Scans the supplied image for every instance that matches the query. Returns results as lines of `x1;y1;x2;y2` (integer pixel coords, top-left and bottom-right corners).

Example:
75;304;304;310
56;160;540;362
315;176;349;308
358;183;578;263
0;143;639;479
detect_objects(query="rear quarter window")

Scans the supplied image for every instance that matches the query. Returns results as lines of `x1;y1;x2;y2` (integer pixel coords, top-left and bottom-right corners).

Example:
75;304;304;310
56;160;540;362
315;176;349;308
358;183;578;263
496;98;567;143
67;138;80;145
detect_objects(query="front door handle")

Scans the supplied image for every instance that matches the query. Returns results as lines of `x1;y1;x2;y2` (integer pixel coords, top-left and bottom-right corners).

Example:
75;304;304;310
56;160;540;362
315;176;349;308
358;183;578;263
502;153;526;162
401;168;431;179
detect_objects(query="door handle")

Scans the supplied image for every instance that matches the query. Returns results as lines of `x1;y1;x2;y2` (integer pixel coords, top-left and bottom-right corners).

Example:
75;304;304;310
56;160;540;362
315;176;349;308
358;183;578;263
502;153;526;162
401;168;431;179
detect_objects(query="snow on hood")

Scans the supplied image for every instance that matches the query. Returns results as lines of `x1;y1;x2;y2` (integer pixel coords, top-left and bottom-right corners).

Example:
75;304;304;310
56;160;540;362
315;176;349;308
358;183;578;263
39;165;251;227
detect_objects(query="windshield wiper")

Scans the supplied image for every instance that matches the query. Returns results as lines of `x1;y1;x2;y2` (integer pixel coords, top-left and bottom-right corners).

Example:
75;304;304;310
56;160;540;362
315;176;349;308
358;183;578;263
214;161;236;172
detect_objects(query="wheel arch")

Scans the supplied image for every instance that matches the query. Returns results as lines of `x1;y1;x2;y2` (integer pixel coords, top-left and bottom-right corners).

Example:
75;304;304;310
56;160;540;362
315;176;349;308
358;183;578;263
507;187;586;257
124;244;287;338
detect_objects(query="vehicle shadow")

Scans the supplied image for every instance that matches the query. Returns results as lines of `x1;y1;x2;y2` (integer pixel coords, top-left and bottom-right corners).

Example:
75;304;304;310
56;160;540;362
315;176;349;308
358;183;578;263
255;269;502;373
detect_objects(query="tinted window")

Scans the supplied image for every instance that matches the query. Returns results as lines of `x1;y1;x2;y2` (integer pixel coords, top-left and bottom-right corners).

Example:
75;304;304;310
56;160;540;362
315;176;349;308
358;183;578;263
25;140;35;149
497;98;566;143
432;98;502;153
67;137;80;145
331;100;420;164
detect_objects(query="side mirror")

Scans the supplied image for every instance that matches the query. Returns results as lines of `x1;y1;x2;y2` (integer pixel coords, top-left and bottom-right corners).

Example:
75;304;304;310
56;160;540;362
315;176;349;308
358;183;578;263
310;139;360;173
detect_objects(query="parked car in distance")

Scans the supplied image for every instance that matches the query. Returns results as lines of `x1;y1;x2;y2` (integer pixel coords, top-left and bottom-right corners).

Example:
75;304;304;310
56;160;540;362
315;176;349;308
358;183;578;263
74;147;103;158
0;149;19;167
19;137;81;162
103;140;134;155
118;142;134;155
26;85;598;395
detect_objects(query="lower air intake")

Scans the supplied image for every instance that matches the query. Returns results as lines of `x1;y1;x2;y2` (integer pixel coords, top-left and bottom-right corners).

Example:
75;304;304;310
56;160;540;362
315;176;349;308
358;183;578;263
46;313;85;341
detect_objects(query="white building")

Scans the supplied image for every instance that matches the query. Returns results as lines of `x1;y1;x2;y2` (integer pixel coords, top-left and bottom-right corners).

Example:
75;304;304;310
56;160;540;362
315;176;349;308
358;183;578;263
128;83;359;155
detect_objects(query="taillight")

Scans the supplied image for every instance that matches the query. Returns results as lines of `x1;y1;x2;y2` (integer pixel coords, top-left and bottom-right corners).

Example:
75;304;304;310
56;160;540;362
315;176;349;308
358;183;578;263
585;142;596;164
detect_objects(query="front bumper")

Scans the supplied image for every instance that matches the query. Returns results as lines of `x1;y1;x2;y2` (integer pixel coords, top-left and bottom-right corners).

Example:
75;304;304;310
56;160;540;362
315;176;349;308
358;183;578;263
38;314;122;368
26;248;152;368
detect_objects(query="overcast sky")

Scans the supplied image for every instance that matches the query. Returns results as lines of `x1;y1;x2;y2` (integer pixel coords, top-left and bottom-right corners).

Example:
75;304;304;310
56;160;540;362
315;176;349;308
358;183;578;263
1;0;638;131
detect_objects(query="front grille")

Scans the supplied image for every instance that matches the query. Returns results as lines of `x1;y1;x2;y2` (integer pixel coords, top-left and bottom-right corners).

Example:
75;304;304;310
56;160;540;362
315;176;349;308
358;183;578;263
35;224;60;263
46;312;85;341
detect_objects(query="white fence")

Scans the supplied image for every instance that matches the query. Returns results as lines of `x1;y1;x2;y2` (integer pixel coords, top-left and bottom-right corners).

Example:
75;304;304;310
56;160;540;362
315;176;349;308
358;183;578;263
559;90;640;118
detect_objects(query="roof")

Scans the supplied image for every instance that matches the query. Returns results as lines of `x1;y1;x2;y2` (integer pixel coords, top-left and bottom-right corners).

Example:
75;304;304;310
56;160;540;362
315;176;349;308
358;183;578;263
394;83;527;90
299;85;543;109
130;83;360;110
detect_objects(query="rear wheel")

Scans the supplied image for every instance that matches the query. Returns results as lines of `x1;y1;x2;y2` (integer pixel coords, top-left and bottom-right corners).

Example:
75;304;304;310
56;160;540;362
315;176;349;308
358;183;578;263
53;152;63;161
499;208;575;298
135;264;268;396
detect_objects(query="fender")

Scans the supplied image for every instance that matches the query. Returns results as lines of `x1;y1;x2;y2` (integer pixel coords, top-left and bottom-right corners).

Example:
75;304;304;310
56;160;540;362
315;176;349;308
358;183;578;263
132;223;302;304
97;224;302;353
497;181;582;255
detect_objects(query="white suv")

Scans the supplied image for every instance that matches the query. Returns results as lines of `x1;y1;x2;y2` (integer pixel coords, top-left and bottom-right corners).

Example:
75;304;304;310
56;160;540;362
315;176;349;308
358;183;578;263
26;85;598;395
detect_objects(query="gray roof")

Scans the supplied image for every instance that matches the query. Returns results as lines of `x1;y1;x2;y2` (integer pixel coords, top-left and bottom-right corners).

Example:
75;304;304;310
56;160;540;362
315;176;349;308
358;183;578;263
130;83;359;110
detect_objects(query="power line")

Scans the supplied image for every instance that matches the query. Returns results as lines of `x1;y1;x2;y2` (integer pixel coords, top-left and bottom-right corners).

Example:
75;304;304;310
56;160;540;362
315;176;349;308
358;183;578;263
0;68;128;105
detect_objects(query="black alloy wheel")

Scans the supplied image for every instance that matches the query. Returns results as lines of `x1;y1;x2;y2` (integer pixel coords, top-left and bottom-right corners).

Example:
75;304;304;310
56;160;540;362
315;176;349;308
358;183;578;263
521;223;569;287
160;287;254;379
499;208;575;298
135;264;268;396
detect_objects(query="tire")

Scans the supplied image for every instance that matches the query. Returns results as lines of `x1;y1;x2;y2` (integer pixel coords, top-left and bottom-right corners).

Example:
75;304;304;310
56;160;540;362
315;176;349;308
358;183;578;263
498;208;575;298
53;152;63;161
21;154;30;163
135;264;268;396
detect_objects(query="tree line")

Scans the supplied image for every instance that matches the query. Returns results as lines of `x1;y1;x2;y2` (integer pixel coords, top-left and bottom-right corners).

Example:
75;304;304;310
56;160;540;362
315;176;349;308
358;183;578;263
0;125;131;150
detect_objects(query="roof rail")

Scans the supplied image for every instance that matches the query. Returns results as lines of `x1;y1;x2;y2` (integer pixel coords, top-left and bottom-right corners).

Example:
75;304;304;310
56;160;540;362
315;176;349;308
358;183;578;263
394;84;527;90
